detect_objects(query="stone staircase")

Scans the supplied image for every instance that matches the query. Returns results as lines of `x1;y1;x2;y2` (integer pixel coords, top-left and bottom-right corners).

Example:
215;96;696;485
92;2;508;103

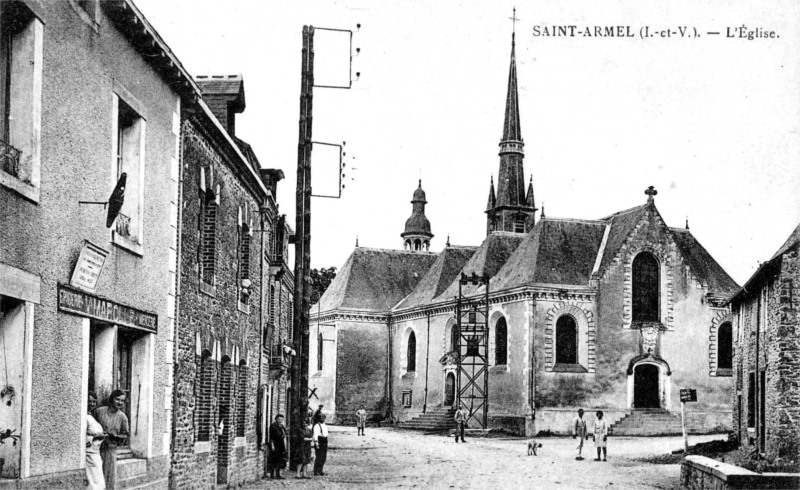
397;407;456;432
609;409;684;436
115;448;167;490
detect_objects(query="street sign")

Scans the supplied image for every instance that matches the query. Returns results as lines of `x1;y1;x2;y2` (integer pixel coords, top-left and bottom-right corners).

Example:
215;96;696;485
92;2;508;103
70;240;108;292
680;389;697;403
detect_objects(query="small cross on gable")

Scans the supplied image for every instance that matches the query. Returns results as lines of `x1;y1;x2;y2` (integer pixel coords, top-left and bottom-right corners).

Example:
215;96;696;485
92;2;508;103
645;186;658;204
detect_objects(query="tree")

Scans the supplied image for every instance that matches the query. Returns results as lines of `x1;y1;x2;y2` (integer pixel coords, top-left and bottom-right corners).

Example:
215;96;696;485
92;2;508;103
310;267;337;305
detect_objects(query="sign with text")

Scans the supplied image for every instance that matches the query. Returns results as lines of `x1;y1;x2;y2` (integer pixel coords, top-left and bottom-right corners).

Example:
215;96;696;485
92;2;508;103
70;241;108;291
58;284;157;333
680;388;697;403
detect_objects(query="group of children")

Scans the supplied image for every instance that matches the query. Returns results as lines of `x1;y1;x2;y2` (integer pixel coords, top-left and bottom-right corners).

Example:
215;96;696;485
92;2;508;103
572;409;608;461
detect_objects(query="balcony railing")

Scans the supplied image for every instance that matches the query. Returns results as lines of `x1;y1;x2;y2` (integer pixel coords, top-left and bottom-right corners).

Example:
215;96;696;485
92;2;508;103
1;139;21;178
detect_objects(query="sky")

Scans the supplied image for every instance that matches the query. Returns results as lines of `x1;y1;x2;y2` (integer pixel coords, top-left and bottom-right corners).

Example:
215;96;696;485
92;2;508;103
136;0;800;286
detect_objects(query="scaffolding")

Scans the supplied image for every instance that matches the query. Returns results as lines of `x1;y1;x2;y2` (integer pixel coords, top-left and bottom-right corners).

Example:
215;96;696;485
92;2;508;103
456;272;490;428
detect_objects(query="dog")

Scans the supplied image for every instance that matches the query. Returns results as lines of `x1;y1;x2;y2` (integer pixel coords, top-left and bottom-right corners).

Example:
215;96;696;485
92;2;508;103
526;439;543;456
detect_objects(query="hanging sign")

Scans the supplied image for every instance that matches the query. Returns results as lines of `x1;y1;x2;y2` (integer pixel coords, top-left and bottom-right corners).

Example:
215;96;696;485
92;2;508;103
58;284;158;333
69;241;109;291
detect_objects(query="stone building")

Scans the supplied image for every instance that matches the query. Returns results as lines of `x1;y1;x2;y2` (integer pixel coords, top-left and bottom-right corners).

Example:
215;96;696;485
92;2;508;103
728;222;800;461
309;32;739;436
170;73;292;488
0;0;189;486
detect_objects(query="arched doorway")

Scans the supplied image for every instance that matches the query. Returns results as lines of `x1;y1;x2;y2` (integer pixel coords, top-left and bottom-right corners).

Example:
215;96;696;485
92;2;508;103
633;364;660;408
444;372;455;406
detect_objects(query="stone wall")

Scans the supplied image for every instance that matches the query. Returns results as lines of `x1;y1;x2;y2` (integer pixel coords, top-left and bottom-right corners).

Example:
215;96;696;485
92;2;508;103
170;120;267;488
681;456;799;490
733;243;800;461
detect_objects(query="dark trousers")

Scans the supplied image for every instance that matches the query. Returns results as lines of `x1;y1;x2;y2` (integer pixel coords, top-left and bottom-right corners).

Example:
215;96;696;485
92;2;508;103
455;422;465;442
314;436;328;475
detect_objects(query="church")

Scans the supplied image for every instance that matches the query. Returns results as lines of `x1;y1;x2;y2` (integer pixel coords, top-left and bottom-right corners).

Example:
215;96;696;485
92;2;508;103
309;31;739;436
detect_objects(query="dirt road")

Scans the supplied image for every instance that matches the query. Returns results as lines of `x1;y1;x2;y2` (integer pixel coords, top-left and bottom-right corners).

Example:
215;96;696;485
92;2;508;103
246;426;723;489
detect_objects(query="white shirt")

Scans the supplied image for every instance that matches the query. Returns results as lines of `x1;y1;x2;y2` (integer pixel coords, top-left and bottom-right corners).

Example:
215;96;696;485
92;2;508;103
313;423;329;441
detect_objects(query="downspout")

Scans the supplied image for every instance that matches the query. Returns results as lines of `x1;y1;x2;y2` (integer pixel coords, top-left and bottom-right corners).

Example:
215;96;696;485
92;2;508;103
386;314;393;423
754;288;761;451
529;297;536;431
256;205;266;458
170;119;185;475
423;310;431;414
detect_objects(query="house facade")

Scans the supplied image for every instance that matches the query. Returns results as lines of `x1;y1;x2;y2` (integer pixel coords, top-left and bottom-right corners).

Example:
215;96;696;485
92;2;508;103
0;0;189;486
729;223;800;461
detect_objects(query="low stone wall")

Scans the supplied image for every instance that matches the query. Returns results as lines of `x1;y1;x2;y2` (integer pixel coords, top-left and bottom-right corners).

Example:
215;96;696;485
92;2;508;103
681;455;800;489
487;415;526;435
535;409;629;436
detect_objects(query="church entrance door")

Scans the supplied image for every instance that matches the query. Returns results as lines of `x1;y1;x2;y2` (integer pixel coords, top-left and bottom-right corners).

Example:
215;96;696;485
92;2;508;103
633;364;660;408
444;373;455;406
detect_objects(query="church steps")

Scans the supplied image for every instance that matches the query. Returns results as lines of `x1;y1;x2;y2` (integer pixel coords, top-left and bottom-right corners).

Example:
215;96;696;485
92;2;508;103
609;410;685;436
397;407;457;431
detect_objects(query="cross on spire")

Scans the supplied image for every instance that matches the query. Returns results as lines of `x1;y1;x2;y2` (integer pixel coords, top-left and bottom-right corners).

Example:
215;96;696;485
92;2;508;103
645;185;658;204
509;7;519;37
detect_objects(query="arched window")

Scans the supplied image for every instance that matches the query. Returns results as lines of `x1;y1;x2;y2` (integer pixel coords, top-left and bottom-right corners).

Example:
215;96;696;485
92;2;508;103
555;315;578;364
633;252;659;322
317;333;323;371
414;239;421;251
450;324;460;353
718;322;733;370
495;318;508;365
406;332;416;372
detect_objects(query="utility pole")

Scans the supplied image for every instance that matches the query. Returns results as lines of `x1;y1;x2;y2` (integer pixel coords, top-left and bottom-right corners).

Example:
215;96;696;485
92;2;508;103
290;25;314;471
290;24;357;470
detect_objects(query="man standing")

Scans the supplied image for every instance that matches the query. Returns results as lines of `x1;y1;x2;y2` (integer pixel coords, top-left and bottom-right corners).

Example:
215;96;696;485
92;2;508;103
93;390;129;489
312;404;324;424
268;414;288;479
355;404;367;436
572;408;588;460
312;413;330;476
453;406;468;443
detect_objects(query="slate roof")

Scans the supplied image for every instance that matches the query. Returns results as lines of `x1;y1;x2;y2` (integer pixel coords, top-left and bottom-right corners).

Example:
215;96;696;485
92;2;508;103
772;221;800;260
729;221;800;305
598;205;647;273
434;232;526;300
314;248;438;313
671;228;739;297
394;246;478;310
492;218;607;290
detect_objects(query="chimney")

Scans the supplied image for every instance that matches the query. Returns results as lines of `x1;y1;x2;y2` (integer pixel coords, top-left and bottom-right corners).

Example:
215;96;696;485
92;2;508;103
260;169;285;198
194;74;245;137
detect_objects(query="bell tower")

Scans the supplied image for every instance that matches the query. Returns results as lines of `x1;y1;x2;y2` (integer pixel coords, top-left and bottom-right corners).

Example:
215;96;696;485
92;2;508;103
401;180;433;251
485;24;537;235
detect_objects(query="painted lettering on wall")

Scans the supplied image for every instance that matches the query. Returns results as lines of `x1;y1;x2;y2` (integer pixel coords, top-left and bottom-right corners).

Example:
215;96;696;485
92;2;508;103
57;284;157;333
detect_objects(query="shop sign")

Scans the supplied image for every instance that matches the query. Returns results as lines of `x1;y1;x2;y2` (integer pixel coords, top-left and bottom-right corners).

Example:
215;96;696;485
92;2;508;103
58;284;157;333
70;241;109;291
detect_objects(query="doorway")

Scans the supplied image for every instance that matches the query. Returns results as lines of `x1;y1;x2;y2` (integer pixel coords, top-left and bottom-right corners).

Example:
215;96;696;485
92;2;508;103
444;372;455;406
633;364;660;408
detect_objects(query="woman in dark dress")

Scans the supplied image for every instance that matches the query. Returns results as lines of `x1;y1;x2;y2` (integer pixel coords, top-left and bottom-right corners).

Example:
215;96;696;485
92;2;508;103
268;414;287;479
296;415;313;478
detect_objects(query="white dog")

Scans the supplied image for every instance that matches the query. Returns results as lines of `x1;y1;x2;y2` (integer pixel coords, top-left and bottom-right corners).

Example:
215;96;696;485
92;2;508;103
527;439;543;456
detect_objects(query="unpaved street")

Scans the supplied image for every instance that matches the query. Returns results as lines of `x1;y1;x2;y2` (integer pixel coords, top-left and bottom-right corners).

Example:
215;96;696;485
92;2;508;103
246;426;724;489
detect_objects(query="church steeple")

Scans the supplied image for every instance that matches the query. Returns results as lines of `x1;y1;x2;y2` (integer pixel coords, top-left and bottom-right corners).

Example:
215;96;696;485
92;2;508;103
401;180;434;252
486;20;537;235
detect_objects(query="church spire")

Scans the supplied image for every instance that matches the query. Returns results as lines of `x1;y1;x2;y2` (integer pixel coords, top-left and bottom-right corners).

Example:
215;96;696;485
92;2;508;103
486;15;536;235
486;175;496;211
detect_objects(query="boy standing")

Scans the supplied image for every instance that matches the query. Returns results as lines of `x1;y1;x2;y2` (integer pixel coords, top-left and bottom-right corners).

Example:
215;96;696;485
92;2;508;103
356;404;367;436
572;408;588;460
593;410;608;461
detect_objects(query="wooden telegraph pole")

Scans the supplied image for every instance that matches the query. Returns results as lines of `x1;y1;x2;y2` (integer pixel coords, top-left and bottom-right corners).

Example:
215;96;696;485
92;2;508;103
290;25;314;470
290;23;356;470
